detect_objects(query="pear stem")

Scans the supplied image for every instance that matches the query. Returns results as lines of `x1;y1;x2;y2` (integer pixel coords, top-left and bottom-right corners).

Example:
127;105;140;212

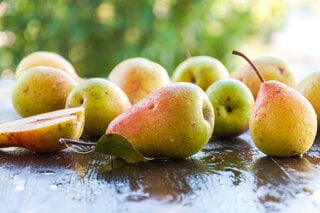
185;50;191;58
232;50;265;83
59;138;96;154
59;138;96;146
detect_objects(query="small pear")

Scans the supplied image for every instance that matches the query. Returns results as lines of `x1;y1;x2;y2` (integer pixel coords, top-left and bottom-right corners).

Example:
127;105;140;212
108;57;170;104
66;78;131;137
12;66;79;117
15;51;82;82
106;82;215;159
171;55;229;91
0;107;85;153
233;50;317;157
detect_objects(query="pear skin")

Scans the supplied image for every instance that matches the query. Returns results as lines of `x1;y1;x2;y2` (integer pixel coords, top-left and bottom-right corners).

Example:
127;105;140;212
296;72;320;131
12;66;79;117
15;51;82;82
231;56;297;99
108;57;170;104
106;82;215;159
0;107;85;152
250;80;317;157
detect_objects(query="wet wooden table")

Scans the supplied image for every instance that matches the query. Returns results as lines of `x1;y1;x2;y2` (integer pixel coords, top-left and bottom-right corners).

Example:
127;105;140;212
1;78;320;212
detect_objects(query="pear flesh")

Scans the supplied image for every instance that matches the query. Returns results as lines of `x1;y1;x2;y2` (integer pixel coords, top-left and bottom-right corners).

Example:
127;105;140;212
106;82;215;159
0;107;85;153
250;80;317;157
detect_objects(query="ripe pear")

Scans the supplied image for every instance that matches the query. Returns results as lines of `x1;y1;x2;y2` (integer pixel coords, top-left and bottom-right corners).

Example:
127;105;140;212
233;50;317;157
296;71;320;131
171;55;229;91
15;51;82;82
66;78;131;137
108;57;170;104
12;66;79;117
231;56;297;99
106;82;215;159
0;107;85;153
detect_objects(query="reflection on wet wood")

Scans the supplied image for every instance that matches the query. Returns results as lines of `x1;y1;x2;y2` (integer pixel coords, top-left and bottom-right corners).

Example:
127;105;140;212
1;79;320;212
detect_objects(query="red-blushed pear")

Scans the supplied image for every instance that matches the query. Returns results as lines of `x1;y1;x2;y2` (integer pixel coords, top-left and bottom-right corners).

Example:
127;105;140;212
0;107;85;153
233;50;317;157
108;57;170;104
65;78;131;138
106;82;215;159
206;79;254;138
12;66;79;117
171;55;229;91
15;51;82;82
231;55;297;99
296;71;320;131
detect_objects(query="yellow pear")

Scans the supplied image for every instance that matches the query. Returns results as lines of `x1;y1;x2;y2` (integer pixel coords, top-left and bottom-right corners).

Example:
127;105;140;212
233;50;317;157
296;71;320;131
231;56;297;99
12;66;79;117
15;51;82;82
0;107;85;153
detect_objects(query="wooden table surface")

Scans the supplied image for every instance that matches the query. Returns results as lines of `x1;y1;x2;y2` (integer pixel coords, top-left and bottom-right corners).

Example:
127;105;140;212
1;78;320;213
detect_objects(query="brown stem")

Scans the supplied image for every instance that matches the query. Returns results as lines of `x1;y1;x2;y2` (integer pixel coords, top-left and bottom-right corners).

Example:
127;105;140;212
232;50;265;83
185;50;191;58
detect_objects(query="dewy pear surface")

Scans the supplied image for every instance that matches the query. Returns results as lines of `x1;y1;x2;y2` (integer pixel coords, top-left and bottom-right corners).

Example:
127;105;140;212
0;107;85;152
250;80;317;157
296;72;320;131
106;82;215;159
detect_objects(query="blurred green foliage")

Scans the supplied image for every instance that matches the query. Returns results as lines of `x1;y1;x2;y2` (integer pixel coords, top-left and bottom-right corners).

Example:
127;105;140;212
0;0;287;77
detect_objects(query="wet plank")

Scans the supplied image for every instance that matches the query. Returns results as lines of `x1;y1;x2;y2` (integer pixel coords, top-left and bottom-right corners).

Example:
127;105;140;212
1;78;320;212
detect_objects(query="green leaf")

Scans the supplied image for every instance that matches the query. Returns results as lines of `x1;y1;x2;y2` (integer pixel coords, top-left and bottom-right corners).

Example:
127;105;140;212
95;134;150;163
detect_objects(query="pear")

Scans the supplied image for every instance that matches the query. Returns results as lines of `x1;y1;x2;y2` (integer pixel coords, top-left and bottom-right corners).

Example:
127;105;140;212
206;79;254;138
296;72;320;131
12;66;79;117
108;57;170;104
0;107;85;153
231;55;297;99
106;82;215;159
233;50;317;157
171;55;229;91
15;51;82;82
66;78;131;137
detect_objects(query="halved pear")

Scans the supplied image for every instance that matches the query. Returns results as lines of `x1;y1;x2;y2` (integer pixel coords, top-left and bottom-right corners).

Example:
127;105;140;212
0;107;85;153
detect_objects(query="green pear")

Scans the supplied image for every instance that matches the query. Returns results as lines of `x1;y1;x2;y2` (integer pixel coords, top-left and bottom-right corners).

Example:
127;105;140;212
15;51;82;82
206;79;254;138
12;66;79;117
108;57;170;104
296;71;320;131
0;107;85;152
231;56;297;99
65;78;131;137
171;56;229;91
233;50;317;157
106;82;215;159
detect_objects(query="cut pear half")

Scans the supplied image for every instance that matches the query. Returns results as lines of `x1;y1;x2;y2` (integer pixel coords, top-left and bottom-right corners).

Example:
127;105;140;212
0;107;85;152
